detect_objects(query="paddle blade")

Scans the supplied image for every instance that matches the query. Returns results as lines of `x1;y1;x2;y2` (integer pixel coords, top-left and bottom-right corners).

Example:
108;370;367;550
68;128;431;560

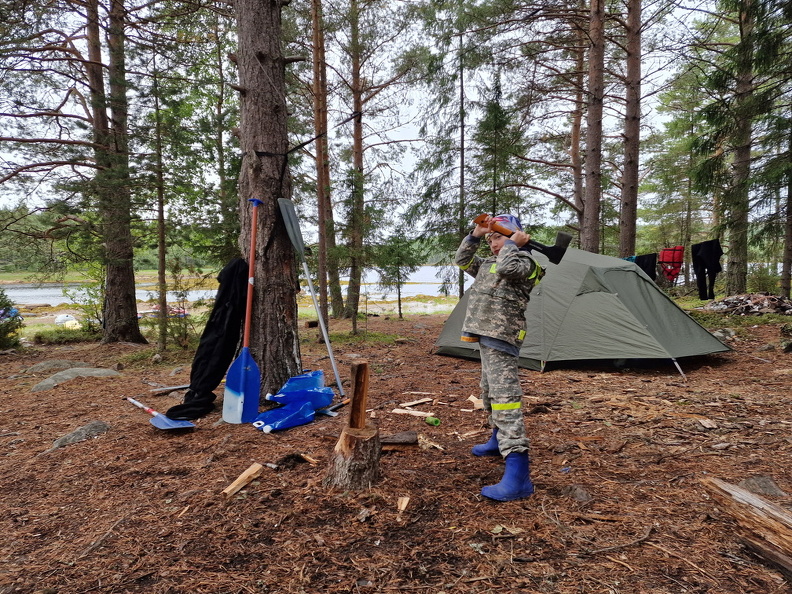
278;198;306;257
149;415;195;431
223;347;261;424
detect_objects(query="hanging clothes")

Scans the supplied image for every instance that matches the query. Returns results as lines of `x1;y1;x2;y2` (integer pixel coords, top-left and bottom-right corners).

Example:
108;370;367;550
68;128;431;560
658;246;684;284
166;257;249;420
634;253;657;281
691;239;723;300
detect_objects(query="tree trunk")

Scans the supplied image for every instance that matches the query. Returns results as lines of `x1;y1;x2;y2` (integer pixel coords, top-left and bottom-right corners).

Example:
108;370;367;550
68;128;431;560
726;1;753;295
312;0;329;327
235;0;301;393
618;0;641;258
153;66;168;352
458;33;466;299
344;0;364;333
571;4;586;234
87;0;145;344
782;131;792;298
312;0;343;320
582;0;605;253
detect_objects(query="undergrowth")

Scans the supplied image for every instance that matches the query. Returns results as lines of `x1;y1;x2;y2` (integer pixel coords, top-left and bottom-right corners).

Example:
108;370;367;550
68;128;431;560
686;310;790;329
31;327;102;345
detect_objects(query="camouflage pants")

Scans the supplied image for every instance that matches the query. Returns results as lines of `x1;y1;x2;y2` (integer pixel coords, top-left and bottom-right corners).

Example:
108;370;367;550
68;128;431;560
479;344;530;456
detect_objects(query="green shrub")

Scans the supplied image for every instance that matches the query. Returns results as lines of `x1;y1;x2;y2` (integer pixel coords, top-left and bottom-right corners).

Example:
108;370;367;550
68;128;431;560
0;289;24;349
32;327;102;345
747;265;780;294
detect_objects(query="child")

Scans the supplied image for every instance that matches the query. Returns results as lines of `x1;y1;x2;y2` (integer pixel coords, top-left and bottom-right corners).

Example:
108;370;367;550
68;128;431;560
455;214;544;501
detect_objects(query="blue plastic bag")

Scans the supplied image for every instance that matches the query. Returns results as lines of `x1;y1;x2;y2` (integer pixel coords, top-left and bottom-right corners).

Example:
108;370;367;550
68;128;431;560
279;370;325;392
265;387;333;409
253;401;315;433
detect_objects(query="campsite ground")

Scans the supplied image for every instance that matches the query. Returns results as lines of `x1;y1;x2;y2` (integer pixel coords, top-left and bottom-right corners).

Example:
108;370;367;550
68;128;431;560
1;310;791;593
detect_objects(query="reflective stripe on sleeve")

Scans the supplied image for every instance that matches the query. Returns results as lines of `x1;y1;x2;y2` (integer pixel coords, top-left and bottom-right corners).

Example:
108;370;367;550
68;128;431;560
491;402;521;411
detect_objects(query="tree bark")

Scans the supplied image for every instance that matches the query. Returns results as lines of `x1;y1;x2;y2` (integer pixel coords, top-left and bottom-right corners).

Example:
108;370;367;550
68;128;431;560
235;0;301;393
582;0;605;253
87;0;145;344
782;130;792;298
726;0;753;295
311;0;344;320
571;3;586;235
618;0;641;258
458;33;466;299
343;0;365;333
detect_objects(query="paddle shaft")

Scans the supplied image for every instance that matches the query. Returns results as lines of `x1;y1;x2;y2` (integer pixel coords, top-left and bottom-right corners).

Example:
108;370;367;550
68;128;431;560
126;396;161;417
301;260;345;396
278;198;344;396
242;200;261;349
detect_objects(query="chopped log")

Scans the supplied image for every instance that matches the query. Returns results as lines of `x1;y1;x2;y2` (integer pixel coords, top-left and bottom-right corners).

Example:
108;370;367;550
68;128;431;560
381;431;418;445
304;320;319;328
701;476;792;579
221;463;264;499
348;361;369;430
381;430;419;451
324;361;381;490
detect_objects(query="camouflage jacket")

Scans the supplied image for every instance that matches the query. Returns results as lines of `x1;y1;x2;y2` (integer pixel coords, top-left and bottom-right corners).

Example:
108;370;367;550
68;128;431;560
455;235;543;347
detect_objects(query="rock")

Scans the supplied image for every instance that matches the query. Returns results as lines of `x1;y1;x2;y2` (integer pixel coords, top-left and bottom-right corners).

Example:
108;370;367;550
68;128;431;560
738;475;788;497
712;328;737;341
47;420;111;452
25;359;92;374
560;484;593;503
782;340;792;354
31;368;120;392
780;323;792;338
151;353;163;363
756;344;776;352
169;366;184;376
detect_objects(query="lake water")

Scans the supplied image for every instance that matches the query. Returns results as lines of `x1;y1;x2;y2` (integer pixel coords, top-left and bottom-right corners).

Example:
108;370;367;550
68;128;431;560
3;266;472;306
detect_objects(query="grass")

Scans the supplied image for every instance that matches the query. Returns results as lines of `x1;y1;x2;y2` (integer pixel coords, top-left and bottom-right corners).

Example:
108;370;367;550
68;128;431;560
686;309;790;329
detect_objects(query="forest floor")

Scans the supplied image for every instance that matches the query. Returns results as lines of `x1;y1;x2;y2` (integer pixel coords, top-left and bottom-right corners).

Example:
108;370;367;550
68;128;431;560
1;309;791;594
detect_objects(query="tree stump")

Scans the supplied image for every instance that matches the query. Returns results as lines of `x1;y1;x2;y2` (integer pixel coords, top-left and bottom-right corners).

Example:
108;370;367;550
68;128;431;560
324;361;381;490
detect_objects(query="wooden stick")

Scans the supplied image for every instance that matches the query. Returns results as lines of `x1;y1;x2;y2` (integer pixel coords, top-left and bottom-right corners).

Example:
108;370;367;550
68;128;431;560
221;463;264;499
585;526;654;555
349;361;369;429
149;384;190;395
391;408;434;418
399;397;433;408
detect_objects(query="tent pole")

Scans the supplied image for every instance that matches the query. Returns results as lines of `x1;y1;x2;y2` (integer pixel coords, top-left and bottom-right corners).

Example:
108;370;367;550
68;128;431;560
671;359;687;381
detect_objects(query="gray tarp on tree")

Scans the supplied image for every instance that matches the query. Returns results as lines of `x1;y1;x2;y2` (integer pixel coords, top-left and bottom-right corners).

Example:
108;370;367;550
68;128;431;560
435;248;730;371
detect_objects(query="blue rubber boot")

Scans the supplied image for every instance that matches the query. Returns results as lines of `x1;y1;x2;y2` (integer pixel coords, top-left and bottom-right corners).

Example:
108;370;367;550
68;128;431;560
471;428;500;457
481;451;534;501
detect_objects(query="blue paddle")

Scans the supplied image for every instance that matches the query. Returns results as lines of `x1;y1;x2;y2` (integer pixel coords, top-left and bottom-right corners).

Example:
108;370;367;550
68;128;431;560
222;199;263;424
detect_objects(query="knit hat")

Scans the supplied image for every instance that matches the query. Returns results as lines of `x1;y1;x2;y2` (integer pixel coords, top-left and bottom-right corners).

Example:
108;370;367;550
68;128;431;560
490;214;522;235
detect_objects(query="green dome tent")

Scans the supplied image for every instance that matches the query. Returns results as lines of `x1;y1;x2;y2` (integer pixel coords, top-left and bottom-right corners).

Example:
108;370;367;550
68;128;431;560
435;248;730;373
